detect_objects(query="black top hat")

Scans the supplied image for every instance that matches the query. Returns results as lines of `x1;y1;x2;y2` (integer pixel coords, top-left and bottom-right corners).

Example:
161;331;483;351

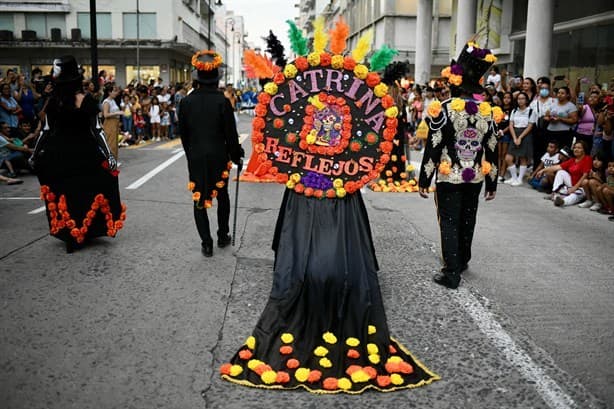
51;55;83;83
443;43;496;95
191;50;224;85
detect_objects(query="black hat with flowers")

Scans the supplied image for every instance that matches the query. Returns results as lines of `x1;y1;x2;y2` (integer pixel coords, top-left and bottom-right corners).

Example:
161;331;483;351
51;55;83;84
441;41;497;95
191;50;224;85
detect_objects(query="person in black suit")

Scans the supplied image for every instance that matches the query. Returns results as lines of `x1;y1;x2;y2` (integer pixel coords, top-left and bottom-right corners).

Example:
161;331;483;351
178;51;243;257
418;43;499;289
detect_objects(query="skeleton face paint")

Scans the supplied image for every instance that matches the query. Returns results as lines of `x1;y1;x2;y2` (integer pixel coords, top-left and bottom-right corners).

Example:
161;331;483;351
455;128;482;161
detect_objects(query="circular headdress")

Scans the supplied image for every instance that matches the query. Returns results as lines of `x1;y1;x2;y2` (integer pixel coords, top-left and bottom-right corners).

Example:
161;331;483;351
191;50;224;84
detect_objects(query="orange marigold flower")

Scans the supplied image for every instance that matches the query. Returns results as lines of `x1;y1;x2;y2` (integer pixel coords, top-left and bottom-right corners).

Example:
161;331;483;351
254;104;268;117
192;192;201;201
322;377;338;390
481;161;492;175
398;361;414;374
40;185;50;194
95;194;105;204
279;345;293;355
211;190;218;198
273;72;285;85
314;189;324;199
188;181;195;191
380;141;393;153
215;181;225;189
114;221;124;230
377;375;391;387
319;52;331;66
366;72;380;87
307;370;322;383
295;56;309;71
76;236;85;244
276;371;291;384
106;220;114;229
345;365;362;376
347;349;360;359
70;228;80;238
273;118;284;129
80;226;88;235
119;213;126;221
238;349;253;360
385;362;400;374
326;189;336;199
303;187;314;197
204;200;213;209
254;364;272;376
286;358;300;369
276;173;289;184
48;203;57;211
257;93;271;105
86;210;96;219
66;220;76;229
363;366;377;379
343;56;356;70
222;170;230;179
45;192;56;202
220;363;232;375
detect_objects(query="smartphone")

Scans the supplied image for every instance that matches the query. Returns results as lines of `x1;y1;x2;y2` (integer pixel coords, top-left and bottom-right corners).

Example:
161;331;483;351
554;75;565;81
577;92;585;105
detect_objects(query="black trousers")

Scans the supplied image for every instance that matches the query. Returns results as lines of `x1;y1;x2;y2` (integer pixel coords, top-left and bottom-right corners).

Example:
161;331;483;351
435;183;482;277
194;184;230;245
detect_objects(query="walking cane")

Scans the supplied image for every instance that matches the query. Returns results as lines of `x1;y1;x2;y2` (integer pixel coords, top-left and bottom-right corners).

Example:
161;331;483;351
231;159;243;246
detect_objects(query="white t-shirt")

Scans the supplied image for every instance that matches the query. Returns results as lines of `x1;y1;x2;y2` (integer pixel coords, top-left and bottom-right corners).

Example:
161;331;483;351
510;106;537;129
486;73;502;91
547;101;577;132
157;93;171;104
540;152;560;168
530;97;556;118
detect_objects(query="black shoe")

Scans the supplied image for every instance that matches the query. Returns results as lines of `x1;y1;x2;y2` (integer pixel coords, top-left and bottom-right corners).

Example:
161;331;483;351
433;272;460;289
202;242;213;257
217;235;231;248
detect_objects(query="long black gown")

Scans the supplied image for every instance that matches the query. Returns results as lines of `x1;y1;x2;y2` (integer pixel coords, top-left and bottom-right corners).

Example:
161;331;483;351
220;190;439;393
36;94;125;249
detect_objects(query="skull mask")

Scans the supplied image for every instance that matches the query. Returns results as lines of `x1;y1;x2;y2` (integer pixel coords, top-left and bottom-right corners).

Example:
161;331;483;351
455;127;482;161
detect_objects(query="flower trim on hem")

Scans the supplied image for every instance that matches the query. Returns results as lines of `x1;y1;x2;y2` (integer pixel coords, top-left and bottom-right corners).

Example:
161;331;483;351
40;185;126;242
188;161;232;209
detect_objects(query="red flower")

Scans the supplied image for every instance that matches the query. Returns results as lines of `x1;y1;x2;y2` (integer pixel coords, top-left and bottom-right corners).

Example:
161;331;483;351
254;104;268;117
383;128;396;141
366;72;380;87
381;95;394;109
273;118;284;129
307;370;322;383
380;154;390;164
286;133;297;144
286;358;300;369
273;72;285;85
336;97;346;106
279;345;293;355
254;364;272;376
252;117;266;130
313;189;323;199
343;56;356;70
257;93;271;105
377;375;391;387
220;363;232;375
386;118;398;128
283;104;291;113
303;187;314;197
295;57;309;71
323;377;338;390
347;349;360;359
276;173;289;184
238;349;253;360
326;189;336;199
252;132;264;143
363;366;377;379
305;105;315;116
345;365;362;376
294;183;305;194
276;371;291;383
380;141;393;153
319;52;331;66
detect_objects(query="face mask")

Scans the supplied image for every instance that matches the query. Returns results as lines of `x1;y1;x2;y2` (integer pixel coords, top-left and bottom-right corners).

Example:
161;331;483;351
540;89;549;97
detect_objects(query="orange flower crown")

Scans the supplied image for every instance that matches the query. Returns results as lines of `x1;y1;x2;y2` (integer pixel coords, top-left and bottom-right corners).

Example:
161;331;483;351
191;50;223;72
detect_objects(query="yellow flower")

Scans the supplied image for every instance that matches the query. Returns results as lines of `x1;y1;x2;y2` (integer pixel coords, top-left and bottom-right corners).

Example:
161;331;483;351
337;377;352;390
286;180;296;189
368;354;380;364
314;346;329;356
283;64;298;78
322;332;337;344
427;100;442;117
450;98;465;112
306;130;317;144
261;370;278;384
481;161;492;175
406;164;415;172
280;333;294;343
387;356;403;364
492;106;504;123
295;367;310;382
307;52;321;66
367;343;379;355
438;161;451;175
448;74;463;86
331;54;344;69
336;188;346;198
378;179;386;186
245;336;256;350
345;337;360;347
229;365;243;376
485;54;497;63
467;41;479;48
479;102;492;116
385;106;399;118
187;181;195;191
264;82;278;95
390;373;404;385
391;154;397;162
333;178;344;189
290;173;302;183
441;66;451;77
354;64;368;79
319;357;332;368
373;83;388;98
368;325;376;335
350;370;370;383
247;359;263;370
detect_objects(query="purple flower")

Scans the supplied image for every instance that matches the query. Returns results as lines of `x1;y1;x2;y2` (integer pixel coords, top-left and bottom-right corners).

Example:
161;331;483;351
462;167;476;182
465;101;478;115
303;171;332;190
450;64;464;75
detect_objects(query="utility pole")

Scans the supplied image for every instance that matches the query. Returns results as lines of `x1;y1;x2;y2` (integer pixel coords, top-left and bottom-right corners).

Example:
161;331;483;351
136;0;141;84
89;0;98;87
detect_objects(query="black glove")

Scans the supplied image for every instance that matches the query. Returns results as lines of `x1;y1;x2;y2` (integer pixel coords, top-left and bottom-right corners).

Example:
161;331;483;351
230;145;245;165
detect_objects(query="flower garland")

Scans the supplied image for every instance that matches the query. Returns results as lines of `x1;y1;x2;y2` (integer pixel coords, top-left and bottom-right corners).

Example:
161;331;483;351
40;185;126;243
187;161;233;208
191;50;223;72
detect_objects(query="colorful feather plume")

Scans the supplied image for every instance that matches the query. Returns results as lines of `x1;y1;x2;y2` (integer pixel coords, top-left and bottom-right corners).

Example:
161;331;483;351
329;17;349;55
286;20;309;56
369;45;399;72
351;29;373;62
265;30;287;68
312;16;329;54
243;49;274;79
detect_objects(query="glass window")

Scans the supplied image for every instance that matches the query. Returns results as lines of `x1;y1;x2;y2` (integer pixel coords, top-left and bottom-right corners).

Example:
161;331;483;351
47;14;66;38
126;65;160;84
77;12;112;39
0;14;14;32
123;13;157;39
26;13;46;38
81;65;116;82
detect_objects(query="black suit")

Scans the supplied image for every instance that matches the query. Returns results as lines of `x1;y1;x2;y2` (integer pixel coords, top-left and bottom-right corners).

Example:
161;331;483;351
178;87;241;245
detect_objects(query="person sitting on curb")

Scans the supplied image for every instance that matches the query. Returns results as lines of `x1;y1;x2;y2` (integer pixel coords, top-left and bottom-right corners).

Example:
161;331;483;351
0;121;33;177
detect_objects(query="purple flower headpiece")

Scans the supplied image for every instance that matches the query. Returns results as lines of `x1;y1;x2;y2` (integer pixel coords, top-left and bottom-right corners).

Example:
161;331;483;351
450;64;464;76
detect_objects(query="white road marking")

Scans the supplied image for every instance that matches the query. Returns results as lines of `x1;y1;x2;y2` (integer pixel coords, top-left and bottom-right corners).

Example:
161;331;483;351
171;147;183;154
454;289;578;409
28;206;46;215
0;197;40;200
125;151;185;190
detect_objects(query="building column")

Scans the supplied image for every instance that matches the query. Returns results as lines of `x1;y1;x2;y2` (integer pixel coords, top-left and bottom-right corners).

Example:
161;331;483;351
415;0;433;84
523;0;554;79
455;0;476;56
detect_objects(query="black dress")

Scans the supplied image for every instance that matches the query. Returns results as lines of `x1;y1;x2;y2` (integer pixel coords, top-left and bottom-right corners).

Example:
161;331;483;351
220;190;439;393
36;94;125;249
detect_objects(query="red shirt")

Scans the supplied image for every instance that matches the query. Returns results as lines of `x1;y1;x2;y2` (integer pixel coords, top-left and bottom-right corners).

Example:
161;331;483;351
560;155;592;185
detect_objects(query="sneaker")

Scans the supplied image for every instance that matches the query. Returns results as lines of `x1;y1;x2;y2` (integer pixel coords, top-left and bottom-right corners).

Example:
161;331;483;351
589;203;602;211
504;178;516;185
511;180;523;187
498;176;505;183
554;196;564;207
578;200;594;208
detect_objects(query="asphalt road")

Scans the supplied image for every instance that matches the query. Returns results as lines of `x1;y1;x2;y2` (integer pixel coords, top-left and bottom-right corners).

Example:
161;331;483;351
1;114;612;409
